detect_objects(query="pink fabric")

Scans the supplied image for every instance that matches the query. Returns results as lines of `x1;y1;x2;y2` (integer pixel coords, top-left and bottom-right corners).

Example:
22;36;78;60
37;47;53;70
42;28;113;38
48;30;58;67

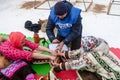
0;60;27;78
0;39;39;61
24;40;39;50
25;73;35;80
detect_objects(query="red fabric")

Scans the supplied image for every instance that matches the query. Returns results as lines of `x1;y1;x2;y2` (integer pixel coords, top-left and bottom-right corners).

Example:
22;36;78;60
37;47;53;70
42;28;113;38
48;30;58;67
110;47;120;59
9;32;26;49
34;74;43;80
55;70;78;80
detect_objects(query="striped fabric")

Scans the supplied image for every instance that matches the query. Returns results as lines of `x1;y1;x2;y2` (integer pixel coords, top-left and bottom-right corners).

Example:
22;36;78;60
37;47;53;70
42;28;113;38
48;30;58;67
85;51;120;80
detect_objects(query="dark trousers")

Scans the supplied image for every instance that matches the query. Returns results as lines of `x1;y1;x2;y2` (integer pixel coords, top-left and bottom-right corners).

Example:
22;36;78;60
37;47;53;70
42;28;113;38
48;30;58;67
57;35;81;50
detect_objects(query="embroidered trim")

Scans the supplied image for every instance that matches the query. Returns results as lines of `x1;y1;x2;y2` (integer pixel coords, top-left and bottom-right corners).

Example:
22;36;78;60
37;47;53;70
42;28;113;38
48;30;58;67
91;52;120;79
1;60;27;78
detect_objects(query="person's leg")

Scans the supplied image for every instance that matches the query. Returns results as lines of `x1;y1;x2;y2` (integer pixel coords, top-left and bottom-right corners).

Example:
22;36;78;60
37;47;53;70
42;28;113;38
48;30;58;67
71;35;81;50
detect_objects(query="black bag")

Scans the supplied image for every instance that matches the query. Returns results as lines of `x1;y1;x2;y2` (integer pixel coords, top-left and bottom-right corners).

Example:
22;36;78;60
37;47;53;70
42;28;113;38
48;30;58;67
24;20;41;33
24;20;33;31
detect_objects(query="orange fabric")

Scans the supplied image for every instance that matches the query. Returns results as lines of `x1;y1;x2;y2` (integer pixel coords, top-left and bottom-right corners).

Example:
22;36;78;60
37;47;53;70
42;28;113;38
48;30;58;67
9;32;26;49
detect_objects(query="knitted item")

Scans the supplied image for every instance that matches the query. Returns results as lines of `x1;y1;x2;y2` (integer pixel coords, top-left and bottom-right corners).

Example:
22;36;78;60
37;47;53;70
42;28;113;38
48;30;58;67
65;48;84;59
54;1;67;15
67;59;86;70
81;36;99;52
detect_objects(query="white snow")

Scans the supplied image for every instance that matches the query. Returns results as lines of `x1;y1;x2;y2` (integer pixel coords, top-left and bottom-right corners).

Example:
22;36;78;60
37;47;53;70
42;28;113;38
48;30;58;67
0;0;120;48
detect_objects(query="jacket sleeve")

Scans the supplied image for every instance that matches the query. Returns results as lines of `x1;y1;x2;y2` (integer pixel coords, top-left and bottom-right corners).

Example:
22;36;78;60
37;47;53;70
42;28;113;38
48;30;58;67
1;46;32;61
46;16;56;42
24;40;39;50
63;15;82;44
69;58;87;70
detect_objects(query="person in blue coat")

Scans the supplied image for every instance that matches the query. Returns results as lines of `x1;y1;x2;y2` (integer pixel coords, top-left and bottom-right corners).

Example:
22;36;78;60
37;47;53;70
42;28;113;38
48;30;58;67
46;1;82;50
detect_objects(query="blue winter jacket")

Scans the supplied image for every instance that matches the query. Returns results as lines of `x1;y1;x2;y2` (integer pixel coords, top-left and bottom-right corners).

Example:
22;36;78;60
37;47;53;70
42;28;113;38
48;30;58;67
46;1;82;44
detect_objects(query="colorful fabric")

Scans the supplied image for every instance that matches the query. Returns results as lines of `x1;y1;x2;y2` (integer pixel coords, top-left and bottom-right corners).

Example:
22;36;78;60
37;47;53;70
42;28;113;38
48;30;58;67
0;60;27;78
81;36;109;54
58;39;120;79
0;39;39;61
81;36;99;52
65;50;120;80
88;51;120;80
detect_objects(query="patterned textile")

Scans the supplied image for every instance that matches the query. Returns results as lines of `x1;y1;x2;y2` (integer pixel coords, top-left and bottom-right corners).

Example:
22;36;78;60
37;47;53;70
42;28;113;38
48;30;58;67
65;48;84;59
81;36;100;52
60;38;120;79
0;60;27;78
66;51;120;80
81;36;109;54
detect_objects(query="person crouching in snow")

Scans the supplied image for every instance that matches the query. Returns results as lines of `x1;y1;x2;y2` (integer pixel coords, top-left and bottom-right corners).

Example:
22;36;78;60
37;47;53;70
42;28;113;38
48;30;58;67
0;31;56;61
52;36;120;80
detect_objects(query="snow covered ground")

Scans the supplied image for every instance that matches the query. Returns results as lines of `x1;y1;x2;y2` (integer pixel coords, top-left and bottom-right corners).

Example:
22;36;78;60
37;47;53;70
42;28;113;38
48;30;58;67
0;0;120;48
